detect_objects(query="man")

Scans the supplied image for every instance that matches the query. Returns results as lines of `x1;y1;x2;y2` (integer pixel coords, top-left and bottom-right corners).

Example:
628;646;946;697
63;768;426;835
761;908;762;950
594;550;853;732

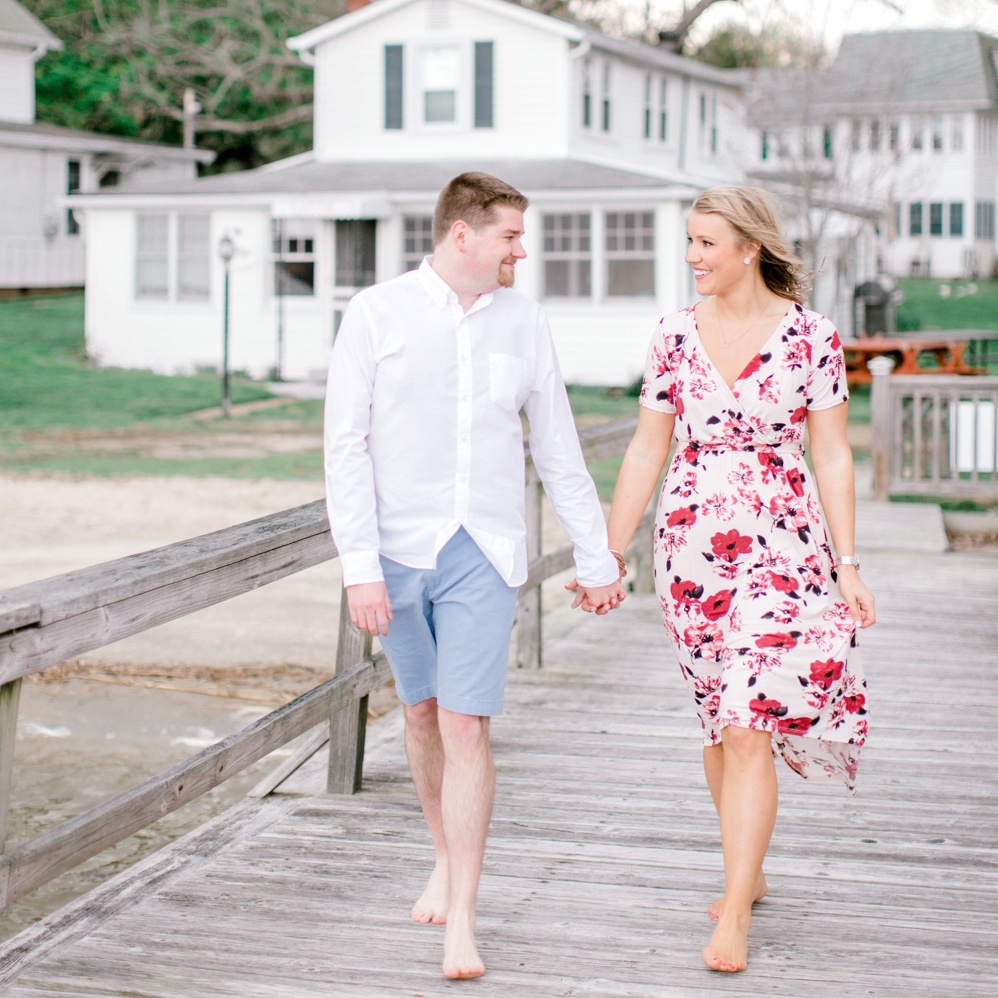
324;172;624;980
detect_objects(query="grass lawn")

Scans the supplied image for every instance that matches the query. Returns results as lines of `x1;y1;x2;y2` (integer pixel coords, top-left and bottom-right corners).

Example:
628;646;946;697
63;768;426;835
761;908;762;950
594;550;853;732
0;294;273;433
897;278;998;332
1;292;871;486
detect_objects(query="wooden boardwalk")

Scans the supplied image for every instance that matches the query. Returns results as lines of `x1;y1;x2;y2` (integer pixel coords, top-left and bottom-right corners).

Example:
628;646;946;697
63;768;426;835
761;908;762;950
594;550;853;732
2;516;997;996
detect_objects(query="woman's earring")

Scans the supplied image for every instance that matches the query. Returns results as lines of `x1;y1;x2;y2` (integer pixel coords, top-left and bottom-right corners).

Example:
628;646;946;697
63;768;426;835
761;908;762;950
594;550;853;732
743;256;751;265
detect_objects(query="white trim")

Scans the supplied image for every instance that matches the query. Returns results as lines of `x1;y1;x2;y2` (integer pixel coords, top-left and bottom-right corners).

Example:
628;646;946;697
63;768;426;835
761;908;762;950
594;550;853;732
288;0;582;53
0;127;214;161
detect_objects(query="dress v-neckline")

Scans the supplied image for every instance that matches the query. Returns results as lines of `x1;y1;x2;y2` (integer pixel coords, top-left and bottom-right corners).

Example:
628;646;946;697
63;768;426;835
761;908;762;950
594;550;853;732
691;305;792;397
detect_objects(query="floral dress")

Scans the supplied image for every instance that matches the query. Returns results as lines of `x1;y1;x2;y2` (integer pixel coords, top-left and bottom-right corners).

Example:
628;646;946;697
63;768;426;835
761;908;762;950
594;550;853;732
640;302;868;792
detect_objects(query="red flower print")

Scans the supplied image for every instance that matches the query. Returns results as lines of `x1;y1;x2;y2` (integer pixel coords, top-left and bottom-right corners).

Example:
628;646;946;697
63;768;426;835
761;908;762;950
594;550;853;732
702;588;735;621
749;694;788;719
670;578;704;608
740;354;765;379
767;570;799;595
757;450;784;482
830;330;841;350
809;658;844;691
778;715;818;734
756;631;800;651
843;692;867;714
683;621;723;660
711;529;753;563
786;466;805;496
789;405;808;425
667;505;698;528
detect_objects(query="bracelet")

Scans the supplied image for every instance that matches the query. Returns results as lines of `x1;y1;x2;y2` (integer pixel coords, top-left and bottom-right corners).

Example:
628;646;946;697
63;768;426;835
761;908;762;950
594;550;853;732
609;548;627;578
834;555;860;570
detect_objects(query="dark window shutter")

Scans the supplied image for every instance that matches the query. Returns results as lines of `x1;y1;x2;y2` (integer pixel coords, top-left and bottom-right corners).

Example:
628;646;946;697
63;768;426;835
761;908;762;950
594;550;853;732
474;41;494;129
385;44;403;130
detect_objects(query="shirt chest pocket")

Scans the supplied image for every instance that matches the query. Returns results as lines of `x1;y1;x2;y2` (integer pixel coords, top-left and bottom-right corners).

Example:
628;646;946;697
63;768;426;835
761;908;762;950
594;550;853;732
489;354;530;411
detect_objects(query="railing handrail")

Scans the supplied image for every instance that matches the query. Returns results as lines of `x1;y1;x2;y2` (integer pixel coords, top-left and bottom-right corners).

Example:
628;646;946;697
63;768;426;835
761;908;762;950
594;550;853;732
869;365;998;501
0;416;648;913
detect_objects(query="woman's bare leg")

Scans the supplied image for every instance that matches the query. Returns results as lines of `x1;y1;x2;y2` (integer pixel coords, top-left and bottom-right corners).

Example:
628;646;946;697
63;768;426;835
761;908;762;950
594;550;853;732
702;726;778;973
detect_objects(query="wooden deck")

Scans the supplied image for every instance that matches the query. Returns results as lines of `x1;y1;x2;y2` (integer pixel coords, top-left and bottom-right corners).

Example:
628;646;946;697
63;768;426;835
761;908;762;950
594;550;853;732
2;511;997;996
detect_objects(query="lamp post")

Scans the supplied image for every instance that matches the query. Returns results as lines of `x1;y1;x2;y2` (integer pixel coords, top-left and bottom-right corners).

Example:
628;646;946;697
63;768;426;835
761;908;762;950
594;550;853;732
218;233;235;418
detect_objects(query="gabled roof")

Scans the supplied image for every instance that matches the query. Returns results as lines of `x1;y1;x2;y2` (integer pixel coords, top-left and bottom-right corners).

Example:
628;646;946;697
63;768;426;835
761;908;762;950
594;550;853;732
0;0;61;51
577;24;742;89
0;119;215;162
288;0;583;53
748;29;998;124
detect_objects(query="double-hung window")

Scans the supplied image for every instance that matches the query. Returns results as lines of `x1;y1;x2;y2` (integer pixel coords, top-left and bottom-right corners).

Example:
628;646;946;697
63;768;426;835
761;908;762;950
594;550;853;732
403;215;434;272
135;213;209;302
542;214;591;298
605;212;654;297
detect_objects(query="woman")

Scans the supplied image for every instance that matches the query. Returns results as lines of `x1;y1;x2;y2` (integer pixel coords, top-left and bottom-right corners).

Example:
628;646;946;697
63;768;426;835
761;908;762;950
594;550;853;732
603;187;876;973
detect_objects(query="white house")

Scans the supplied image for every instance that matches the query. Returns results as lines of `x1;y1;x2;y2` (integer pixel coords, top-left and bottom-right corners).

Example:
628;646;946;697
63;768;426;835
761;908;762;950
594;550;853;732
0;0;212;291
74;0;750;386
748;29;998;284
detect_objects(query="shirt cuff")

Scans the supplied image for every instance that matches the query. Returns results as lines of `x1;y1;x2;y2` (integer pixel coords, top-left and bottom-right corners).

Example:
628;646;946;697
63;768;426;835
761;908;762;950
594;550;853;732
340;550;385;588
574;549;621;588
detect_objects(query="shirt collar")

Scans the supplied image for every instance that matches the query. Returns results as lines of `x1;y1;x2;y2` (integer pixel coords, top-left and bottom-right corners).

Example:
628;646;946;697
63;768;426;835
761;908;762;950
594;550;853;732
417;256;494;313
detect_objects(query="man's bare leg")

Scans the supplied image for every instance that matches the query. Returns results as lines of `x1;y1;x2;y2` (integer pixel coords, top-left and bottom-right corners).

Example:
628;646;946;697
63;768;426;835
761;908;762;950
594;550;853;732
403;699;449;924
437;706;494;980
703;726;778;973
702;742;767;922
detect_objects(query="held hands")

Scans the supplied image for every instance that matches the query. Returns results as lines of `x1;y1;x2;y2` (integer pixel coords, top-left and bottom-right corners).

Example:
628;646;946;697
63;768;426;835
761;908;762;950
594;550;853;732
836;568;876;629
565;577;627;615
346;581;393;636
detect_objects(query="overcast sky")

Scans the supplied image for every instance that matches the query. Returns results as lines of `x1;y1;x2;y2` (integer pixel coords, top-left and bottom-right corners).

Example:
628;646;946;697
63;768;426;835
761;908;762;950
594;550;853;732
656;0;998;51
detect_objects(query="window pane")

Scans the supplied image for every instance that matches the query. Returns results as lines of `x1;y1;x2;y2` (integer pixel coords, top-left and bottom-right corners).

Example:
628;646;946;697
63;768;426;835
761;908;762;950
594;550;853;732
136;215;168;299
929;203;943;236
950;202;963;237
541;212;591;299
544;260;569;297
403;215;434;271
275;261;315;296
607;260;654;297
336;219;377;287
136;259;168;299
425;91;456;123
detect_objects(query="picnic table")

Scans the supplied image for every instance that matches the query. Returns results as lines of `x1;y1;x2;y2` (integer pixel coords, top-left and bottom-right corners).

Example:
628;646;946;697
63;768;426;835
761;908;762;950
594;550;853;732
842;334;984;383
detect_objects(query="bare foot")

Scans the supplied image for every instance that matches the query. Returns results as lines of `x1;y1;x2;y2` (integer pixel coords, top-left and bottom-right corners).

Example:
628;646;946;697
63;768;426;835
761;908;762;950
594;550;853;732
708;873;767;921
411;863;448;924
443;911;485;980
702;910;751;973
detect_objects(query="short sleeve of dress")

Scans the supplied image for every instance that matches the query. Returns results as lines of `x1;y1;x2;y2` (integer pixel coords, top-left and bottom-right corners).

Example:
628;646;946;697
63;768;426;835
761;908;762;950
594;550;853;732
639;317;681;414
806;315;850;411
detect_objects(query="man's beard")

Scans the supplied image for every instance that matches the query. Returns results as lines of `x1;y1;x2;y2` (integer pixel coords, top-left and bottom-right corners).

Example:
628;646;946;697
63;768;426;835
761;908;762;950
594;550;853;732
497;260;515;288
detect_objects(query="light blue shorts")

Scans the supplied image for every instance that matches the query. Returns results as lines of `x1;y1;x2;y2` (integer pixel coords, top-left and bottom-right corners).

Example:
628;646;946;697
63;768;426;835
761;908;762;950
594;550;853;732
378;528;519;717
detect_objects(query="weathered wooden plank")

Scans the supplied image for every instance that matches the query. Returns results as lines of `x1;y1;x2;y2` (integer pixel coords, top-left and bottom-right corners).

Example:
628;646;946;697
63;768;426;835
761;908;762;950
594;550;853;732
0;530;335;684
0;678;21;853
0;500;333;625
0;601;41;637
0;654;388;909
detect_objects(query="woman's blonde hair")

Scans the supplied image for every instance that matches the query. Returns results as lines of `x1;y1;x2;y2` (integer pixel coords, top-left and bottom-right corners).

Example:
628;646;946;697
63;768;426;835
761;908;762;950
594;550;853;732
691;186;811;304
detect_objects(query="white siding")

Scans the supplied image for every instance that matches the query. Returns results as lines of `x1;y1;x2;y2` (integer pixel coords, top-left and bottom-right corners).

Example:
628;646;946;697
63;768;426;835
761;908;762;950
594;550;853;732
0;44;35;124
0;146;85;287
312;0;570;161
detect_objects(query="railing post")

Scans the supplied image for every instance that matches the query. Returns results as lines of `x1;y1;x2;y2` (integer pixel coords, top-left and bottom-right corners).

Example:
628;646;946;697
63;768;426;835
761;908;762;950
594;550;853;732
868;355;896;502
0;678;22;854
328;589;372;794
515;468;544;670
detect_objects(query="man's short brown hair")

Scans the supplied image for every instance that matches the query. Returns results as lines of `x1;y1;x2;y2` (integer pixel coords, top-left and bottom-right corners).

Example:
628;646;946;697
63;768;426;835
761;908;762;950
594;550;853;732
432;172;529;246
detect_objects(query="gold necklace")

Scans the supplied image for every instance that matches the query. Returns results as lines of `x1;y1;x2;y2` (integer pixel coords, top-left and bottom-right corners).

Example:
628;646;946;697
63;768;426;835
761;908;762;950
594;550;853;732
715;302;769;348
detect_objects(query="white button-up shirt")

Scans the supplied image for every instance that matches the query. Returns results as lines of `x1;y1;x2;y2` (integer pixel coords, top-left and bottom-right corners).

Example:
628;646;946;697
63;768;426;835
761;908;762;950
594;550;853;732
324;259;618;589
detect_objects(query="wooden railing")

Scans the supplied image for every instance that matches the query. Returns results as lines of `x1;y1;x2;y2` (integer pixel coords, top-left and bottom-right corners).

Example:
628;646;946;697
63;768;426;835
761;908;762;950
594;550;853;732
869;358;998;502
0;418;650;912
